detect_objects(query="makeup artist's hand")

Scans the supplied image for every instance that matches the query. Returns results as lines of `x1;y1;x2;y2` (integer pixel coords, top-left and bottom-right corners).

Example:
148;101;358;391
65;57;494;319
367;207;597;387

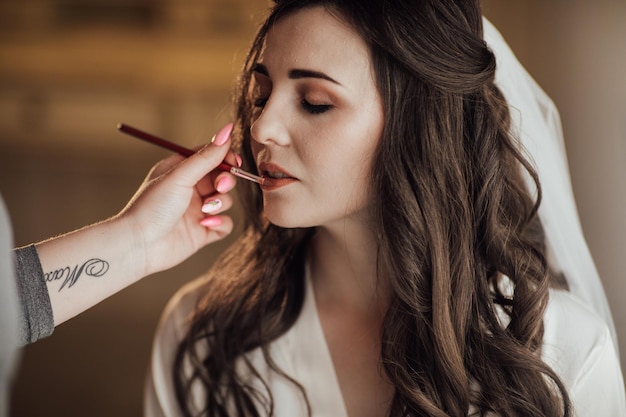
116;122;238;277
34;123;239;327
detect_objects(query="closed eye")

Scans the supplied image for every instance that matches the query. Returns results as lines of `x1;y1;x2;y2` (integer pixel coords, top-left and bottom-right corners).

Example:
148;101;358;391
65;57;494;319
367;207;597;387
301;99;332;115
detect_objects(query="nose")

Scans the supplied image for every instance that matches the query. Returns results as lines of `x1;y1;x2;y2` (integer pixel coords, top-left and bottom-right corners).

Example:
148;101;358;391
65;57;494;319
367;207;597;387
249;97;290;147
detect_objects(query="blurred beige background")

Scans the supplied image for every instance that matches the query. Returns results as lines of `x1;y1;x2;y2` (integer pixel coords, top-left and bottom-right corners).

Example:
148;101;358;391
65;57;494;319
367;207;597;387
1;1;624;416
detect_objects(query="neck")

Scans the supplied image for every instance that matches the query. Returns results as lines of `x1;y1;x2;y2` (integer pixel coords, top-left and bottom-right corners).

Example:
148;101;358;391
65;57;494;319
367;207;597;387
308;218;389;317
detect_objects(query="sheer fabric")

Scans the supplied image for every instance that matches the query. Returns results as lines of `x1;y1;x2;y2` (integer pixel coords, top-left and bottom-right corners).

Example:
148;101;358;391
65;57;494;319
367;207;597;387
483;18;617;349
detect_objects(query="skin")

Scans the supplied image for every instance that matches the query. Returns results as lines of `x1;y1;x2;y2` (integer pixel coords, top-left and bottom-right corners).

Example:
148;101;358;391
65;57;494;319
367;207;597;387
36;127;237;327
249;7;394;416
250;7;383;230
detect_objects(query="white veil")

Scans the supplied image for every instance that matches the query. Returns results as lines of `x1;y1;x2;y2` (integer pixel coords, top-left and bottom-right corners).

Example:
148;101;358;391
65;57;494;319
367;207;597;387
482;18;618;353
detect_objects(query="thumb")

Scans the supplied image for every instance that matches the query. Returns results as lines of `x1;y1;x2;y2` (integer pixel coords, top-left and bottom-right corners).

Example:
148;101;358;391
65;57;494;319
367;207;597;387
169;123;234;185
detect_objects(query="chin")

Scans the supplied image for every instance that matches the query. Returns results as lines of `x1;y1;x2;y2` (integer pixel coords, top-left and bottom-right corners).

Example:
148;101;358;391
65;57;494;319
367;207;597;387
263;210;317;229
265;217;307;229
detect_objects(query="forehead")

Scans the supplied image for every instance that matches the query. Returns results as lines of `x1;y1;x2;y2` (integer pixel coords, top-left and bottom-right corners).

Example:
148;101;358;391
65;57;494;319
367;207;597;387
260;6;373;83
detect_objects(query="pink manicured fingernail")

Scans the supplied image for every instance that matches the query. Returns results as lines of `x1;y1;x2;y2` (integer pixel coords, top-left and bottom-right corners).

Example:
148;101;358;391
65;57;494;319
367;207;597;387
201;199;223;214
211;123;234;146
235;153;243;167
216;175;235;193
200;216;223;227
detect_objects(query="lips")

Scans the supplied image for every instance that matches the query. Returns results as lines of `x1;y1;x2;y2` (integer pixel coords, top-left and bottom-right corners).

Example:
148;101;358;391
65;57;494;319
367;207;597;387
258;162;297;190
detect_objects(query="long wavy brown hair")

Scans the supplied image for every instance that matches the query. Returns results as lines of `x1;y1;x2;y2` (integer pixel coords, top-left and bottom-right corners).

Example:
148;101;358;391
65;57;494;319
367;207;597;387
174;0;572;416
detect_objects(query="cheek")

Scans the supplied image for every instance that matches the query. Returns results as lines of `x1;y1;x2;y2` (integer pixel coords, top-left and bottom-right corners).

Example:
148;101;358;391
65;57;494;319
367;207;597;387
311;120;380;191
342;106;384;162
346;108;384;187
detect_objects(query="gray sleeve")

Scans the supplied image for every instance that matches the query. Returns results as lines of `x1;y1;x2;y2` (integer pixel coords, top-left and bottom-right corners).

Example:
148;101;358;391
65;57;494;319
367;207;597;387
13;245;54;345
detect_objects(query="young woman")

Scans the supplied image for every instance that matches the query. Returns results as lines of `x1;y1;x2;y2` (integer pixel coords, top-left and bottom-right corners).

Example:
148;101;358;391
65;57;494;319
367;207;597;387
145;1;625;416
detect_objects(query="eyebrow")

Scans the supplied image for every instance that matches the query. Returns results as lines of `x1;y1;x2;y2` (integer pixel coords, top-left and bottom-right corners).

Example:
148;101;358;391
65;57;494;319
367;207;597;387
252;63;341;85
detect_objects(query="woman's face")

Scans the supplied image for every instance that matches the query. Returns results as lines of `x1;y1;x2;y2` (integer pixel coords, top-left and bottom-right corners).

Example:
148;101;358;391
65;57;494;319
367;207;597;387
250;6;384;229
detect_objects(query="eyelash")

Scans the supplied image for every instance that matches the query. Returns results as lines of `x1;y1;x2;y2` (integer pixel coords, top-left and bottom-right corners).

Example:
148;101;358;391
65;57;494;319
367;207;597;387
252;97;332;115
301;99;332;115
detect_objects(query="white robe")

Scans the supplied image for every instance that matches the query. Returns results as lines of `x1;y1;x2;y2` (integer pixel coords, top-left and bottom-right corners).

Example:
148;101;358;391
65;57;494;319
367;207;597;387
145;274;625;416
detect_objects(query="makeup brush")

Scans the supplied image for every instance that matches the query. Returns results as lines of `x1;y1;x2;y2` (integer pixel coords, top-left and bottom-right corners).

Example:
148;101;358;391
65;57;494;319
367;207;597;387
117;123;264;184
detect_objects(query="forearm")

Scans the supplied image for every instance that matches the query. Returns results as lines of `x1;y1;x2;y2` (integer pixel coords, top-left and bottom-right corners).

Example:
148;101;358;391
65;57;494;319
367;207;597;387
21;128;235;330
35;215;143;327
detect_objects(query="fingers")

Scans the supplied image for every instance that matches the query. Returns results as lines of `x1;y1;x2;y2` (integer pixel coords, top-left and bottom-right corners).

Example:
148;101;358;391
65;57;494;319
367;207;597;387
146;153;185;181
200;193;233;215
223;149;242;169
200;192;233;232
144;123;240;233
194;160;238;198
200;215;234;241
199;195;234;242
169;123;235;186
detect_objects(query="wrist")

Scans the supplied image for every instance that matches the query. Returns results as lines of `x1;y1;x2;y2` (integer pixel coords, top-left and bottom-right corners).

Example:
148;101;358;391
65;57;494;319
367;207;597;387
111;213;151;280
35;214;148;326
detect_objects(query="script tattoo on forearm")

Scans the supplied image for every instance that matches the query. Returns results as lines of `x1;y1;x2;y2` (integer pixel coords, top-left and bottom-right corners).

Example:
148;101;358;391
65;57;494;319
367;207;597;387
44;258;110;291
